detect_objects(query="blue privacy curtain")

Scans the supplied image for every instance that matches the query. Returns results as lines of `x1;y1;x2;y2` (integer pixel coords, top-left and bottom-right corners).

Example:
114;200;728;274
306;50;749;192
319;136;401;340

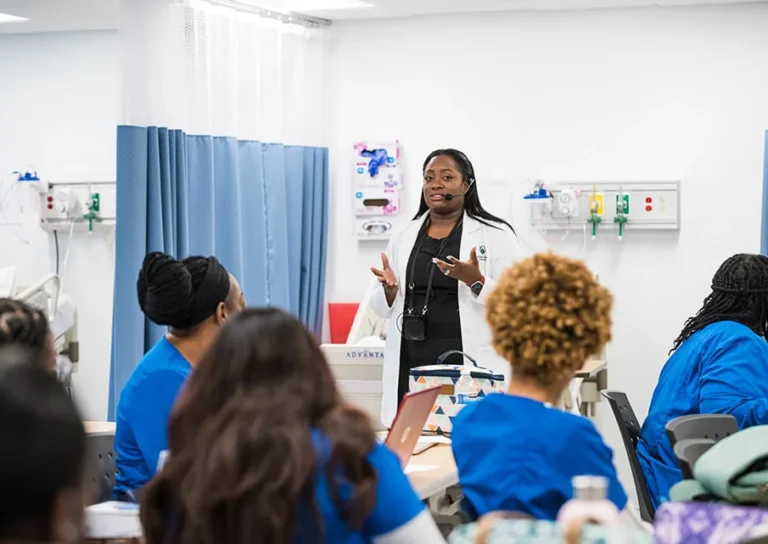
108;126;329;418
762;131;768;255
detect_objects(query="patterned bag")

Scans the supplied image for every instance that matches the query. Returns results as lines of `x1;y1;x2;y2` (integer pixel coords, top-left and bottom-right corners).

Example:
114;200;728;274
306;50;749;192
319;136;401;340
654;502;768;544
448;513;652;544
409;350;504;434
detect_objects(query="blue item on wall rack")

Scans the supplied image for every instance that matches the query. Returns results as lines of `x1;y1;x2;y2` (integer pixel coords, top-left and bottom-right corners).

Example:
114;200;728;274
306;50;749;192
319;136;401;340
360;148;389;177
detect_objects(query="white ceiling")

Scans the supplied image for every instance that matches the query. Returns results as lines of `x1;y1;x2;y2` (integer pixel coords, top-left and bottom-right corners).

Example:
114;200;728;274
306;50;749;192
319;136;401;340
0;0;765;34
294;0;768;19
0;1;115;34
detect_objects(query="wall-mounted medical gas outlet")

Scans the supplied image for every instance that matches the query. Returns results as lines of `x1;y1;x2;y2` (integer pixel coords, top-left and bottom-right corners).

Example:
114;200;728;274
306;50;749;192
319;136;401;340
557;188;581;218
38;182;116;232
41;187;81;221
530;180;680;232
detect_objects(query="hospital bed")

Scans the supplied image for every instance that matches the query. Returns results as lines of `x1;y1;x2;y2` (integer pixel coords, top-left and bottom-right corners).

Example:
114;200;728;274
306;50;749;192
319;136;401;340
1;267;79;387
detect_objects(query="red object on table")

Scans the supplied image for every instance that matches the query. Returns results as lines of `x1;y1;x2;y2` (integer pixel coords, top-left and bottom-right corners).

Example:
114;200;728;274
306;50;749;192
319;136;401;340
328;303;360;344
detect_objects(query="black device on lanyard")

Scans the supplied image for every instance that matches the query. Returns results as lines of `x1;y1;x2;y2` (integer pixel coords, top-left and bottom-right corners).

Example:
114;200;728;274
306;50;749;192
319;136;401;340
401;218;462;342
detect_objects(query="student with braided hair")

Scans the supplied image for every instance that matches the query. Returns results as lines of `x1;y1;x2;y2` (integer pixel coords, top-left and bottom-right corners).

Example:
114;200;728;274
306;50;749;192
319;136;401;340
638;253;768;508
114;252;246;500
0;298;56;371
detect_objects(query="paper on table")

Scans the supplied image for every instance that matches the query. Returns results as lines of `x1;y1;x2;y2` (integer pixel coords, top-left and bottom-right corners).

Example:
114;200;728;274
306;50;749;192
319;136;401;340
417;435;452;445
377;432;451;445
405;464;438;474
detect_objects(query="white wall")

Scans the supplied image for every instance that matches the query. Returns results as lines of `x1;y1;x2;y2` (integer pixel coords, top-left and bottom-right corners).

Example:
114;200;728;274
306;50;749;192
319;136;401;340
327;4;768;493
0;30;119;420
0;7;766;493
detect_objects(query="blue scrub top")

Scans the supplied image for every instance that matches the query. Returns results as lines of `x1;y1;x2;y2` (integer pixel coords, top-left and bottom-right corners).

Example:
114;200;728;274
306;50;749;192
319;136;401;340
113;338;191;497
637;321;768;508
452;394;627;521
304;434;425;542
157;432;425;542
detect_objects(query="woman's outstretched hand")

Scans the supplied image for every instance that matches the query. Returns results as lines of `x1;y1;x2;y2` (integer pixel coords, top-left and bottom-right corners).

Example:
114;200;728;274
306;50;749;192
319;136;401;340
371;253;398;306
434;247;483;286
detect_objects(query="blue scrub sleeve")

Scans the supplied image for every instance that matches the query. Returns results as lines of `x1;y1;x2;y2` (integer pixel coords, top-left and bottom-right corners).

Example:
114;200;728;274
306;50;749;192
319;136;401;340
563;419;628;510
362;443;426;538
699;336;768;427
131;369;188;475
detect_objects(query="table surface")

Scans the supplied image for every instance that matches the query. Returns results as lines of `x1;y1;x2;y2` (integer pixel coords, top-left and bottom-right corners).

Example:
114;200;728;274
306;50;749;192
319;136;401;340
575;359;607;378
407;444;457;500
84;421;116;435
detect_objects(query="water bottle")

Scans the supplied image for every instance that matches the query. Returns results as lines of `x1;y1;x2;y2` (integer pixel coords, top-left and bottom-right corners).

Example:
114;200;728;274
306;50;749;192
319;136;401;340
455;367;478;405
557;475;620;528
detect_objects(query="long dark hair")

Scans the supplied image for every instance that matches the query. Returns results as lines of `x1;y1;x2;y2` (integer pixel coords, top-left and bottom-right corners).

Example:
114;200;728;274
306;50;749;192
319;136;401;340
414;148;514;232
140;308;377;544
671;254;768;353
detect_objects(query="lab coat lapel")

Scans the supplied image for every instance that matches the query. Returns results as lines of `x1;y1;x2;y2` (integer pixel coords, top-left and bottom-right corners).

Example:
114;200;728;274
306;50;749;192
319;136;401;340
461;214;484;274
397;214;429;290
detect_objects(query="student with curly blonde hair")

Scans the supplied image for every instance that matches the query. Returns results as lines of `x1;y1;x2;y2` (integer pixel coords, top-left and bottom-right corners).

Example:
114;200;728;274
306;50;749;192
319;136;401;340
451;252;627;520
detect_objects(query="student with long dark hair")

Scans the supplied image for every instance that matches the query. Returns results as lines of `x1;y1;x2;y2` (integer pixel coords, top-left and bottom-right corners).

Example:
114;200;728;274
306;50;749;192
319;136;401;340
370;149;521;426
140;308;444;544
113;252;246;500
637;253;768;508
0;346;86;543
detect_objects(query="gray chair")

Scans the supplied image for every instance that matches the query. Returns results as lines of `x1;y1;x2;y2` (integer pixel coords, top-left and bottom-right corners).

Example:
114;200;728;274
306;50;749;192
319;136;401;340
673;438;715;479
601;390;655;522
665;414;738;448
86;432;117;505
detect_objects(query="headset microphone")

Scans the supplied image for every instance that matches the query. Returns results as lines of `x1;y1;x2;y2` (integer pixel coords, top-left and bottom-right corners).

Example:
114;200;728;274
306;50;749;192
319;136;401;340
443;179;475;201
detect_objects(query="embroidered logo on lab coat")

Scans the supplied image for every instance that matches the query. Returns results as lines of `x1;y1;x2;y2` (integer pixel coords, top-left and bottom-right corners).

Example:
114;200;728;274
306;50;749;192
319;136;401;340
477;245;487;261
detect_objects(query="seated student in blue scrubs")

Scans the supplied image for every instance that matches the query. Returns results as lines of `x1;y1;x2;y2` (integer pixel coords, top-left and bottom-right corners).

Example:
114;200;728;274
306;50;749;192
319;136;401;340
637;253;768;509
452;252;627;521
139;308;444;544
113;252;245;500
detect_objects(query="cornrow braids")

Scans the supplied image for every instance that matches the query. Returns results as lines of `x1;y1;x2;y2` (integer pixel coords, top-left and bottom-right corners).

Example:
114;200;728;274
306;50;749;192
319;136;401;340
671;254;768;353
0;299;50;357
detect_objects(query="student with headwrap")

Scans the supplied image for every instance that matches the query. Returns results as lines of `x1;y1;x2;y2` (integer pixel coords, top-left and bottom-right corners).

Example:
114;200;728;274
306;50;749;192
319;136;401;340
113;253;245;500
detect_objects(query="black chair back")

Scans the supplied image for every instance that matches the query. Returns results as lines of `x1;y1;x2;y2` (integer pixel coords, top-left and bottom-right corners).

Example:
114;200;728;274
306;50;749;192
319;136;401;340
601;390;655;523
665;414;738;448
673;438;715;479
86;432;117;505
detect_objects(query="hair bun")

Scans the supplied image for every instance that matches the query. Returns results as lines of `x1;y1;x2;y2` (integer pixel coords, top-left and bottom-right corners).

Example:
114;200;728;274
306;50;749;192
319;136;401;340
137;252;194;327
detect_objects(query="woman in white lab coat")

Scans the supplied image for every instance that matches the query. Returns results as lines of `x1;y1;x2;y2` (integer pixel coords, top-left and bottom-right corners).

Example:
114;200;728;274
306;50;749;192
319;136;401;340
370;149;521;427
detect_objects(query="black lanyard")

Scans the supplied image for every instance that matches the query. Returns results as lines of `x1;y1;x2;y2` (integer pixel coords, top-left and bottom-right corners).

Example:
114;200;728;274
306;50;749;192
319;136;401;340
406;217;462;316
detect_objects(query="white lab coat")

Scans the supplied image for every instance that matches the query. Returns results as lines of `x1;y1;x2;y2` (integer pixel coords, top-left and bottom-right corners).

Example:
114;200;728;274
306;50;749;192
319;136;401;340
370;213;522;428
